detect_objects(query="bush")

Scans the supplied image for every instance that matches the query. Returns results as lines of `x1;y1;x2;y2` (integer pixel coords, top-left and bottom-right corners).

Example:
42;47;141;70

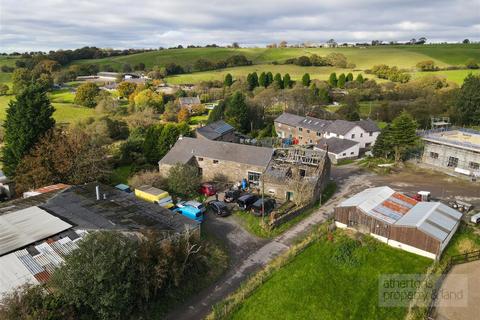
128;170;166;189
74;82;100;108
167;163;201;197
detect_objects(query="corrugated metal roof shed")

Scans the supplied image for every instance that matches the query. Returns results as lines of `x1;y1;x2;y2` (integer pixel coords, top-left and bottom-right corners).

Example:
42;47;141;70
395;202;462;242
0;206;72;256
0;230;86;297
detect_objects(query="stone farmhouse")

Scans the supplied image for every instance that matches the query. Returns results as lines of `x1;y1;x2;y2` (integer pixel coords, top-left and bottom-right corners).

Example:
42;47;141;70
158;137;274;184
274;113;380;160
158;137;331;203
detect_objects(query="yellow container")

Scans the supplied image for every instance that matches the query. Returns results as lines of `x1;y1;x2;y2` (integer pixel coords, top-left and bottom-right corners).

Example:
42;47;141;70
134;185;169;203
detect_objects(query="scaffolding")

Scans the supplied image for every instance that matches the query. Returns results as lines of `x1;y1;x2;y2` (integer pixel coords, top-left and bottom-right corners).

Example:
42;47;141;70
430;117;451;130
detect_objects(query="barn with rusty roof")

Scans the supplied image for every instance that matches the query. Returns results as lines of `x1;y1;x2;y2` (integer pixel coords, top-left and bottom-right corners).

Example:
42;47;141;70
334;186;462;259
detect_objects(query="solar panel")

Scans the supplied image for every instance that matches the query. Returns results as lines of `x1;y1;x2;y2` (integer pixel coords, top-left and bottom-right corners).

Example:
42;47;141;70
214;124;233;134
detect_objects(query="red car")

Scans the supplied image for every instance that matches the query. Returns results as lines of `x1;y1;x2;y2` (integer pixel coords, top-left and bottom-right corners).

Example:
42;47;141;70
199;183;216;196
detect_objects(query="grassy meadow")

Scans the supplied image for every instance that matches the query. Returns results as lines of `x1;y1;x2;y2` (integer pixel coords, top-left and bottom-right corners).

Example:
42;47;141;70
0;90;97;123
229;234;432;320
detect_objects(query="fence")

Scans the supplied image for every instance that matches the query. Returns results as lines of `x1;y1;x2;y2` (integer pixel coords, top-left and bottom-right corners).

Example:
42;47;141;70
427;250;480;319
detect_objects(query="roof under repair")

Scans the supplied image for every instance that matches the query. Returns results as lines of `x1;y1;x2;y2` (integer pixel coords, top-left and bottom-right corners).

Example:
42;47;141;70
339;186;462;242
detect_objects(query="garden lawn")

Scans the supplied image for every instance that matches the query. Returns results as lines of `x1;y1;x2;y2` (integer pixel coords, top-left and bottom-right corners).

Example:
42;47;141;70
442;224;480;258
230;235;432;320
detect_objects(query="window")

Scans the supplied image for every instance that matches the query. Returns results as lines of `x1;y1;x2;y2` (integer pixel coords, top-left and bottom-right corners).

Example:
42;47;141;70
342;153;346;156
197;157;204;161
360;133;363;138
447;156;458;167
469;162;480;170
309;139;313;143
248;171;261;184
316;132;322;137
299;169;306;177
351;134;355;139
365;143;371;148
213;160;219;164
369;132;373;137
306;130;310;133
299;128;303;132
350;152;355;155
429;152;439;159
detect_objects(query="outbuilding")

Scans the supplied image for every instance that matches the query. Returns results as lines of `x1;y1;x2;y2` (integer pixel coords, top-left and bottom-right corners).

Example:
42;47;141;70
334;186;462;259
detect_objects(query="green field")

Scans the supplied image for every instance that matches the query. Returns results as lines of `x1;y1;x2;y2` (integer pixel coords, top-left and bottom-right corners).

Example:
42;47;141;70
0;56;20;68
166;64;367;84
71;45;480;71
411;69;480;85
230;234;431;320
0;93;97;123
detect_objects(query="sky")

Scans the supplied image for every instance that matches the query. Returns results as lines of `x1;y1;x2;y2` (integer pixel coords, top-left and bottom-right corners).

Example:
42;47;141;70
0;0;479;52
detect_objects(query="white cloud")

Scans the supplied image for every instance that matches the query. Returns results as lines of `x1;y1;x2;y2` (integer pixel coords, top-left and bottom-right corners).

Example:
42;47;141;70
0;0;478;51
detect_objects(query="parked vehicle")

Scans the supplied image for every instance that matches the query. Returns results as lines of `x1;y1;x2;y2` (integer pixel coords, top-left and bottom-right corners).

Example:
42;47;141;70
173;205;204;222
208;200;230;217
237;194;259;211
470;212;480;224
224;189;241;203
251;198;276;216
179;200;206;213
200;183;216;197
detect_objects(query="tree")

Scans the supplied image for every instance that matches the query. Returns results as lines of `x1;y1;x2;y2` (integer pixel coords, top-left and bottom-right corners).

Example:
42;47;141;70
463;39;470;44
266;72;273;87
207;100;225;123
52;232;140;319
2;84;55;177
346;73;354;82
328;72;337;87
11;68;31;94
283;73;292;88
356;74;364;83
157;123;180;158
133;89;164;113
258;72;267;87
302;73;311;87
74;82;100;108
273;73;283;89
117;82;137;99
14;128;109;194
416;60;436;71
224;91;249;133
455;74;480;125
143;124;164;164
372;124;394;159
0;84;8;95
224;73;233;87
122;63;133;73
167;163;201;197
390;111;418;162
177;107;190;123
337;73;346;88
246;72;258;90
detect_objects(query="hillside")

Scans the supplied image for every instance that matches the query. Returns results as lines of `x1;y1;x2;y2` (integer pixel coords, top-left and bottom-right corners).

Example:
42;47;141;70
69;44;480;85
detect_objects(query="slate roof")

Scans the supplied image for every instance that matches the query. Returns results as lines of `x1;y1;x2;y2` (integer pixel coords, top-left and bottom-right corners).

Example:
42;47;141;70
196;120;235;140
159;137;274;168
179;96;201;106
315;137;359;154
274;112;379;135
